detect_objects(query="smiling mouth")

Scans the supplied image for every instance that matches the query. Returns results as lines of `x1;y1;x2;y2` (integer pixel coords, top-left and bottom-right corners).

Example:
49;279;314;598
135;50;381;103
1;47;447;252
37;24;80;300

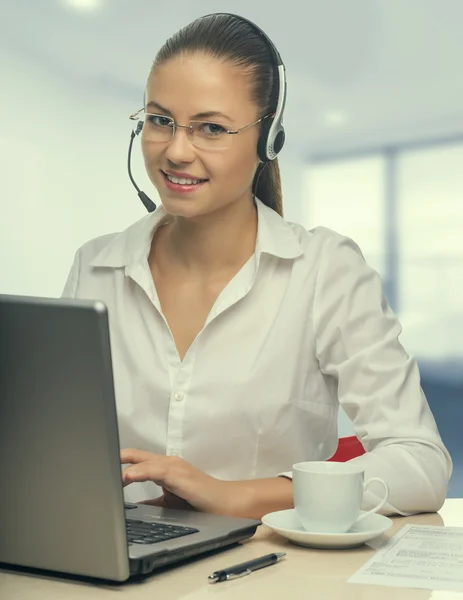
162;171;208;185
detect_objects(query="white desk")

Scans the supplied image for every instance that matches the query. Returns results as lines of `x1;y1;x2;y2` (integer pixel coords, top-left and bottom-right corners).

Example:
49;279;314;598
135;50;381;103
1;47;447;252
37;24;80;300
1;499;462;600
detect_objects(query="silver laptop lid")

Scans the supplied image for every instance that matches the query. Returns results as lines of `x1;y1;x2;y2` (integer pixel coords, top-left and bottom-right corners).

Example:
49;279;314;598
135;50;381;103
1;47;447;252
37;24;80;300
0;294;129;581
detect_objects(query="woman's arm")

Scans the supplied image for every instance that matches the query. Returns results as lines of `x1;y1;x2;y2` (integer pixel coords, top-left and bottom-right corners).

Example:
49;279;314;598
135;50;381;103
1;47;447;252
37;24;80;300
310;230;452;515
224;477;294;519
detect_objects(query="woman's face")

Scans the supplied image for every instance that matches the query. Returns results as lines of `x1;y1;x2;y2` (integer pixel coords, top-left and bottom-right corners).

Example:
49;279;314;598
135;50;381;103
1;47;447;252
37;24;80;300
142;52;261;219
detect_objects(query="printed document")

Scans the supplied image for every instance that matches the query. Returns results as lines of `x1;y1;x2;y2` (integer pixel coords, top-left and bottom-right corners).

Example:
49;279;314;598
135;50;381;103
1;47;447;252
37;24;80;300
349;525;463;592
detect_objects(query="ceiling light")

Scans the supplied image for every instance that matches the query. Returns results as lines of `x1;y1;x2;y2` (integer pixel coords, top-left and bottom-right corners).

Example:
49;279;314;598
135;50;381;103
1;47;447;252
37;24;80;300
62;0;104;13
324;110;348;127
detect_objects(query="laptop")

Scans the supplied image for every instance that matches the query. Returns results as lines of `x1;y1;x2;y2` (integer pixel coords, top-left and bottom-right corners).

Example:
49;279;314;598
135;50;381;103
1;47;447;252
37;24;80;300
0;294;260;581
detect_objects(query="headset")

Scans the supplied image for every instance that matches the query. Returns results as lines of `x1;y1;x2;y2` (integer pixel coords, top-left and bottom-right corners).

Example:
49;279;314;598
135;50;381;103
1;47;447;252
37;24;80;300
127;13;287;212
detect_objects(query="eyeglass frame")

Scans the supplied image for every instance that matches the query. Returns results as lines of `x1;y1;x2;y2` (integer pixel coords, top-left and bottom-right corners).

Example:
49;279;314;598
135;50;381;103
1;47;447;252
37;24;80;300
129;108;273;144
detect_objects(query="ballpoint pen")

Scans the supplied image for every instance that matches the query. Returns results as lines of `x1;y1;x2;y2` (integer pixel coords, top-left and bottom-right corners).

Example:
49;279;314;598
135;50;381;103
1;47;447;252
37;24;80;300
207;552;286;583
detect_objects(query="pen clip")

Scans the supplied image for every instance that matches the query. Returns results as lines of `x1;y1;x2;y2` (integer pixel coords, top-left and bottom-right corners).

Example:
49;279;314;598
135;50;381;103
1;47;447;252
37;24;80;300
226;569;252;581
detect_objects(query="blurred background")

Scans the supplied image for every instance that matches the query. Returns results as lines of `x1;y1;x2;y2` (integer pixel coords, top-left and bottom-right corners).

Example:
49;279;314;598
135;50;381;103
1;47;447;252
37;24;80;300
1;0;461;493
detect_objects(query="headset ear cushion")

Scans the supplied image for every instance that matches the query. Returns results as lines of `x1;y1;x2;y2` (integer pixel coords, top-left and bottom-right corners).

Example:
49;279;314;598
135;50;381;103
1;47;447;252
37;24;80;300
257;118;273;162
273;129;285;155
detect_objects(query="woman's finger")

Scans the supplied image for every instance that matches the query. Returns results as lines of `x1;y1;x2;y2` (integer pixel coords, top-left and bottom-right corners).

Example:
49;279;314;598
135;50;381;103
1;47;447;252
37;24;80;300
120;448;161;465
122;460;168;486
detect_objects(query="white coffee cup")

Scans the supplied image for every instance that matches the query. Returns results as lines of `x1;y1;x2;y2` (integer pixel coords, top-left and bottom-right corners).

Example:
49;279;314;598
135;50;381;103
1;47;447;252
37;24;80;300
292;461;389;534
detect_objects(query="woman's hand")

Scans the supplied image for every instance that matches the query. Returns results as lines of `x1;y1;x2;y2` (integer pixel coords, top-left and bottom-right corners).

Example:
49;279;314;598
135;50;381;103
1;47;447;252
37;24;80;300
121;449;240;515
121;448;294;519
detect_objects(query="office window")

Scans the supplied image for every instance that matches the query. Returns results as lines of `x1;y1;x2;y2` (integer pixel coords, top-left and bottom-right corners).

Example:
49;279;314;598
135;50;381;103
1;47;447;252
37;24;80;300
398;144;463;312
303;156;386;277
397;144;463;359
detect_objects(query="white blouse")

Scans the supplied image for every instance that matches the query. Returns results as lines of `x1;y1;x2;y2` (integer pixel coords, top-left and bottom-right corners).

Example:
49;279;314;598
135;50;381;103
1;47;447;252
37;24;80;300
62;199;452;515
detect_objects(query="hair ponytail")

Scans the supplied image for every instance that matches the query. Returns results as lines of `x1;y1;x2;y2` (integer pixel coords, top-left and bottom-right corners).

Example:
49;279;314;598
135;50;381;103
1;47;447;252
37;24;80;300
253;159;283;216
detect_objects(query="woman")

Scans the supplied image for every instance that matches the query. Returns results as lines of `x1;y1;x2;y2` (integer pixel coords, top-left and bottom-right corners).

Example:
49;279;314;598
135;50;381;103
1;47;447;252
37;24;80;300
63;13;452;520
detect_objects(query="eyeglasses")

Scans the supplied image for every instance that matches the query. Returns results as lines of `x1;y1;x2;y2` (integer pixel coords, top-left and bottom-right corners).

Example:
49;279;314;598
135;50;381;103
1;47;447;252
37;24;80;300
129;109;272;151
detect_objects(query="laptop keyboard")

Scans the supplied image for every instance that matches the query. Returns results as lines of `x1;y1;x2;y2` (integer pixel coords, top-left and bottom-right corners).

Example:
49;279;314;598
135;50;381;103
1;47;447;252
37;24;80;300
126;519;199;545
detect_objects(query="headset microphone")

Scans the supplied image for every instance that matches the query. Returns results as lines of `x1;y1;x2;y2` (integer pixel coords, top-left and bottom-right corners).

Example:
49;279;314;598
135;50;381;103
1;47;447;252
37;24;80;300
127;122;157;213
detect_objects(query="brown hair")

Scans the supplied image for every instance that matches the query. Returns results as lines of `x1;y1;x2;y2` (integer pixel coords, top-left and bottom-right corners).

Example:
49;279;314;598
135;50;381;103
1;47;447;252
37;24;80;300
153;13;284;216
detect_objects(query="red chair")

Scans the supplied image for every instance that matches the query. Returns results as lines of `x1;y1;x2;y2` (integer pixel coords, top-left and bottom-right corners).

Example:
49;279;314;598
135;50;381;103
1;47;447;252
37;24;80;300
327;436;365;462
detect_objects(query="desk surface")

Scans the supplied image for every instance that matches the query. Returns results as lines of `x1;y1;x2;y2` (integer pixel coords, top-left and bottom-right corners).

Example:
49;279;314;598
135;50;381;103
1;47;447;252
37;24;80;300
1;499;462;600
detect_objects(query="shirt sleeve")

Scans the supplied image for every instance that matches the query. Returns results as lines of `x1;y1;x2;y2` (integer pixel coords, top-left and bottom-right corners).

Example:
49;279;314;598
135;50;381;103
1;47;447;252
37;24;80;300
280;231;452;516
61;250;81;298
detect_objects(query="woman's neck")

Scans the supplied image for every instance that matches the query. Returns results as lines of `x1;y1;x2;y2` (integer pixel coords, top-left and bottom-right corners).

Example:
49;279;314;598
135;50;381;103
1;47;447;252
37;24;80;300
153;198;258;276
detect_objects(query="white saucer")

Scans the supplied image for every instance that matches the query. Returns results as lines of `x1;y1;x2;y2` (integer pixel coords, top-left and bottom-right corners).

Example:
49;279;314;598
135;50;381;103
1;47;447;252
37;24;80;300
262;509;392;549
